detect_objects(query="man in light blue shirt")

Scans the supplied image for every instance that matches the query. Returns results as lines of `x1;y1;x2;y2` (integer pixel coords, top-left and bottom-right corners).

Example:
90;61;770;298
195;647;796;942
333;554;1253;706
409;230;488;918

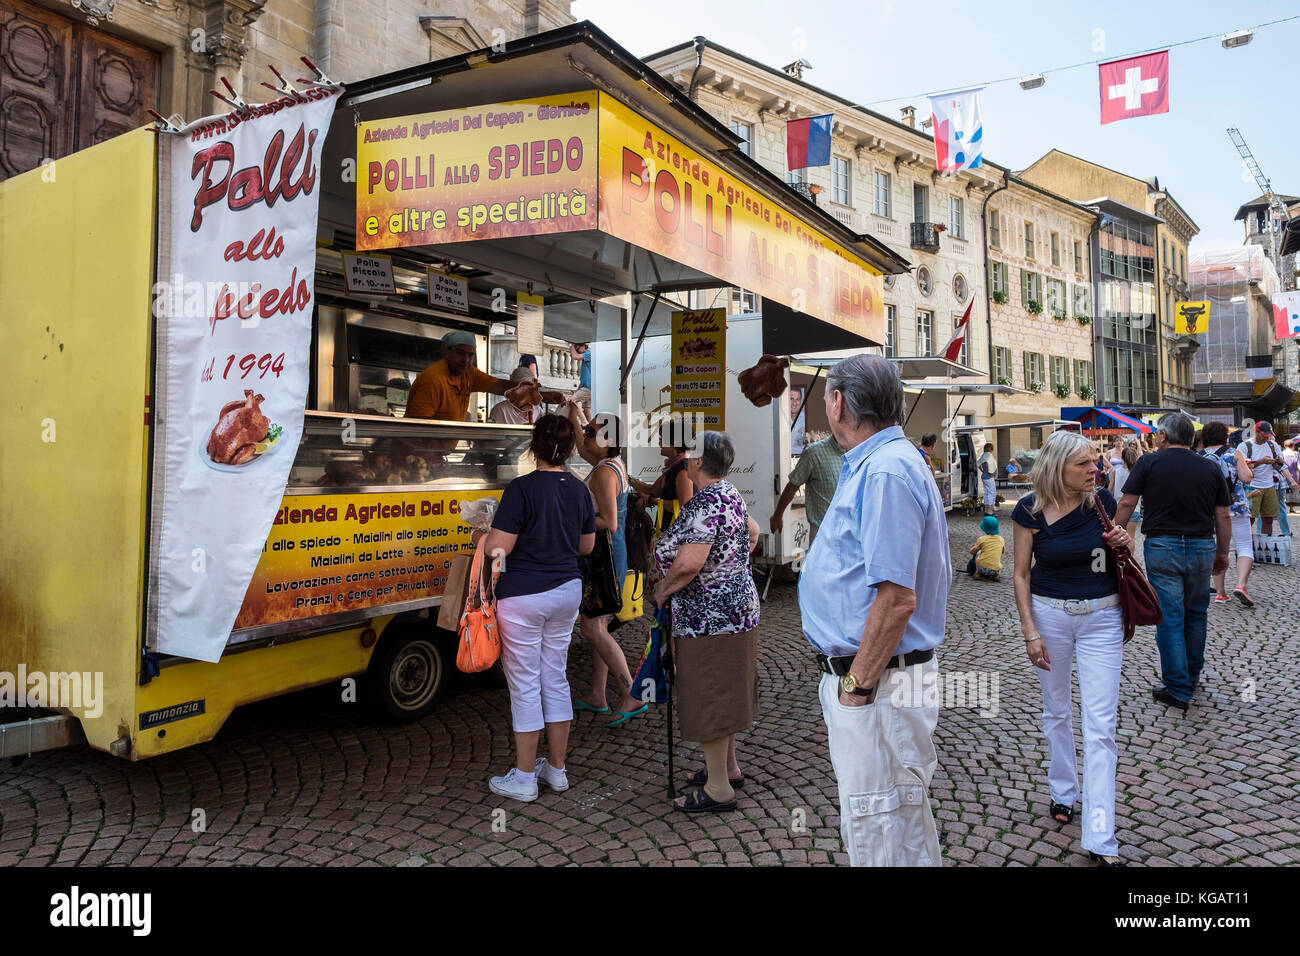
798;353;951;866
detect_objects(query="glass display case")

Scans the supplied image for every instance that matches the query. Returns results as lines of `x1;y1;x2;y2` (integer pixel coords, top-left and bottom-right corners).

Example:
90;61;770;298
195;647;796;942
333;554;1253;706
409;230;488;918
288;411;534;492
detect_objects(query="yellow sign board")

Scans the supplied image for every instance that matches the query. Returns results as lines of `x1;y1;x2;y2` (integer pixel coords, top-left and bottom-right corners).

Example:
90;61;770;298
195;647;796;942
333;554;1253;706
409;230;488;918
597;95;883;342
356;92;599;249
670;309;726;430
1175;300;1210;334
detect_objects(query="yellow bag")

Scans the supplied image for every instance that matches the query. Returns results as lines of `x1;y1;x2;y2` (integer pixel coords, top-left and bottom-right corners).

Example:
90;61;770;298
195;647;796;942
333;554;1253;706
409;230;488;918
616;571;643;622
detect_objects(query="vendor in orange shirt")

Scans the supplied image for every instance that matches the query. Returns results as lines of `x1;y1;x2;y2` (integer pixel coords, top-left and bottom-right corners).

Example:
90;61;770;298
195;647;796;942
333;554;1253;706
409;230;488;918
406;331;564;422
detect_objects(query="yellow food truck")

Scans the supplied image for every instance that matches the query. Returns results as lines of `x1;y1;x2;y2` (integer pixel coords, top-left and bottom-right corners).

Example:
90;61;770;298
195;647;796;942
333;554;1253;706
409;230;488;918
0;22;906;761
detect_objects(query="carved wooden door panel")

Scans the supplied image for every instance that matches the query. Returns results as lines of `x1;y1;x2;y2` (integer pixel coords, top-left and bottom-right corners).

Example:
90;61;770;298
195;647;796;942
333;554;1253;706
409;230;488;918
0;0;158;181
0;0;77;178
77;25;156;149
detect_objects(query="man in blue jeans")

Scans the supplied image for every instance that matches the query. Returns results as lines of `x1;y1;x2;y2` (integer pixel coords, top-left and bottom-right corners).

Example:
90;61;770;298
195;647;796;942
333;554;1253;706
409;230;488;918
1113;412;1230;710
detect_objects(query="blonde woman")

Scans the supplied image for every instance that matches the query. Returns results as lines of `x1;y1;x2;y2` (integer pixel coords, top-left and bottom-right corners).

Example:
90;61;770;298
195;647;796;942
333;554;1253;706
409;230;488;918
1011;429;1132;867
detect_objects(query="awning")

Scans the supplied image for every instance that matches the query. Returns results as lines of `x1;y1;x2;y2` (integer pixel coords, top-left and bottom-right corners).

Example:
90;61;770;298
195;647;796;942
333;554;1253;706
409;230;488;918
953;418;1072;432
1059;406;1154;434
324;21;910;352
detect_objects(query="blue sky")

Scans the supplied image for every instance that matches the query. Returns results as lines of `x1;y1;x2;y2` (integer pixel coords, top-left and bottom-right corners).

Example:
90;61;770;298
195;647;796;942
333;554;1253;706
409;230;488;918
572;0;1300;250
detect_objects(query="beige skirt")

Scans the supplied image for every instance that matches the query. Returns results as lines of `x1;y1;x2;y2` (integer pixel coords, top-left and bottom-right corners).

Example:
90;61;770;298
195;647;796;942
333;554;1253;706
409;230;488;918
672;628;759;742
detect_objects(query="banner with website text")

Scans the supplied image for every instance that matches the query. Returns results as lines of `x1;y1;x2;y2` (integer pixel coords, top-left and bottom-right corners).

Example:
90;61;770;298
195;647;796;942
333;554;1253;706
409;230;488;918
355;92;599;250
597;95;884;343
150;87;341;663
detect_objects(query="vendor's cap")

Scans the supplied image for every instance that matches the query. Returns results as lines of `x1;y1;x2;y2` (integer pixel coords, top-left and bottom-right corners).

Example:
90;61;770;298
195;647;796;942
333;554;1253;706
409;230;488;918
441;330;476;350
980;516;999;535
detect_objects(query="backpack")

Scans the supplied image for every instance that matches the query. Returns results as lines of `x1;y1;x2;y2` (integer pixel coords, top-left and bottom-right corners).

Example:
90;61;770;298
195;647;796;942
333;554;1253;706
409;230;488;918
1202;448;1239;504
624;490;655;575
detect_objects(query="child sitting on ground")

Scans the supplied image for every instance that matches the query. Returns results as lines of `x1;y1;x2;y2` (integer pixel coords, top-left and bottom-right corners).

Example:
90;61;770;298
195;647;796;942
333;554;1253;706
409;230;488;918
966;515;1005;581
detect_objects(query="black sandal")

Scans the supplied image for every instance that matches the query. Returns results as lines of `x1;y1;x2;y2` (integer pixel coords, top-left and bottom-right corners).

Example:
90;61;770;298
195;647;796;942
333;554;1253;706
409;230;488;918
1089;851;1127;867
1049;802;1074;825
675;788;737;813
689;768;744;790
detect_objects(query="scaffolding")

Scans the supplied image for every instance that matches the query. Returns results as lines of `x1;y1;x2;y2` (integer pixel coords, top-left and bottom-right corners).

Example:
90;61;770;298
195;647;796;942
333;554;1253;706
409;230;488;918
1189;245;1280;382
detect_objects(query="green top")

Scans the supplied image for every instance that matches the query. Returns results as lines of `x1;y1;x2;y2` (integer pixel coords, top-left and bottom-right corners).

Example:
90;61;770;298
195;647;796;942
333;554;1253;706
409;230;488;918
789;436;846;528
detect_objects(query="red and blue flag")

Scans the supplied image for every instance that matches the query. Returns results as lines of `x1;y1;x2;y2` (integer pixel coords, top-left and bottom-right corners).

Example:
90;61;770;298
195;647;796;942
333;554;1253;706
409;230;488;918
786;114;832;170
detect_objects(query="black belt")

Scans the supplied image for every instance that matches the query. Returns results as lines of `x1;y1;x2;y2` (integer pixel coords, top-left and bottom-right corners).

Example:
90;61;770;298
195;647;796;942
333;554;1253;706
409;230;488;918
816;648;934;677
1142;533;1214;540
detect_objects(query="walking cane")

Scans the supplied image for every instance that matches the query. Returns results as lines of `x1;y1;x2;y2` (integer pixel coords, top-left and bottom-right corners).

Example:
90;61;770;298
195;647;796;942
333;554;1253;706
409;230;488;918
662;607;676;799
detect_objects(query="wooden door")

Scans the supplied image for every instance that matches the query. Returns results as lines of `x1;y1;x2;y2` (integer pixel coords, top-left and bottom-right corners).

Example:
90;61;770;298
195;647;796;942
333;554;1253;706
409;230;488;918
0;0;157;181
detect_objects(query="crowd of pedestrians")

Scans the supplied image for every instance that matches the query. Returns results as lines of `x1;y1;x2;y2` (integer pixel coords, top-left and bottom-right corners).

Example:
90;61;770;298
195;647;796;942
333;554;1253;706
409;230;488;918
473;353;1293;867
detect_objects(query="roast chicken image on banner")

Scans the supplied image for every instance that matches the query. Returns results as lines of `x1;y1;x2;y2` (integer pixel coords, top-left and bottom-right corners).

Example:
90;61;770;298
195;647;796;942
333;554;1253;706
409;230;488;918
738;354;790;407
206;390;271;465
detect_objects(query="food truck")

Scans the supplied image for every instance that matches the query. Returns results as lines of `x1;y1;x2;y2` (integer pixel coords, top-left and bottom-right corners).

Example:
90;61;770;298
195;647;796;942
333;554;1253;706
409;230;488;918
0;22;907;760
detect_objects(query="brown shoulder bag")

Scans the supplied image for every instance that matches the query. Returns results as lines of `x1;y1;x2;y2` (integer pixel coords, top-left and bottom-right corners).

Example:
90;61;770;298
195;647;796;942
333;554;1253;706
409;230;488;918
1094;498;1162;643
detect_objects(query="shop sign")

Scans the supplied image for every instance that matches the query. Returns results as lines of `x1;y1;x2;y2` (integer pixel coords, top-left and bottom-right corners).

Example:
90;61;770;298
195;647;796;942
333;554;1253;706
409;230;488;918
428;266;469;313
670;309;726;430
235;489;497;628
342;252;396;295
356;92;599;250
150;86;341;663
516;292;545;356
597;95;884;342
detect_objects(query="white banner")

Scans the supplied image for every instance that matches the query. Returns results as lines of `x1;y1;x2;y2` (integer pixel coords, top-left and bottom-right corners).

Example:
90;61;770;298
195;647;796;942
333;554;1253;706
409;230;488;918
928;86;984;172
151;87;340;662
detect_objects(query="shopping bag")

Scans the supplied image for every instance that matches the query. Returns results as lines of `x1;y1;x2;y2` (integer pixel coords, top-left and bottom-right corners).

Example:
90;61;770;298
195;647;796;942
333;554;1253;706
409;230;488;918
615;571;643;623
437;552;474;631
578;529;623;617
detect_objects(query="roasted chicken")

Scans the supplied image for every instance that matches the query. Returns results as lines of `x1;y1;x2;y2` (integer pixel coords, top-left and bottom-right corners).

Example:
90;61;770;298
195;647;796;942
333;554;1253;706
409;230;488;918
738;354;790;408
207;389;269;465
505;378;543;409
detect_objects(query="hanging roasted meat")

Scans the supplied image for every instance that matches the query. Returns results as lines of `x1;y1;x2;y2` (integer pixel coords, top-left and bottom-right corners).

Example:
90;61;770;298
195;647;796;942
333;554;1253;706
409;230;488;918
206;390;270;465
505;378;543;409
738;354;790;407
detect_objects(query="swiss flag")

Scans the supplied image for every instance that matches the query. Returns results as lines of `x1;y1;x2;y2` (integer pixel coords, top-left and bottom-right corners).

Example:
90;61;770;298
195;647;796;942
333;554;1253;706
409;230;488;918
940;300;973;362
1099;51;1169;125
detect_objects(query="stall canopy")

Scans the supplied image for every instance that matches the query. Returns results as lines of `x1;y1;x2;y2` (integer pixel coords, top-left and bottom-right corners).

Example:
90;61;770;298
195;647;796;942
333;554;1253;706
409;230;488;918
1059;406;1154;435
317;21;910;355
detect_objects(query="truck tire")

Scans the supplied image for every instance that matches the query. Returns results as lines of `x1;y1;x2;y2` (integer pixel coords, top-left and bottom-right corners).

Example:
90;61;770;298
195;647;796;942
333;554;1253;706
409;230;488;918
366;624;451;722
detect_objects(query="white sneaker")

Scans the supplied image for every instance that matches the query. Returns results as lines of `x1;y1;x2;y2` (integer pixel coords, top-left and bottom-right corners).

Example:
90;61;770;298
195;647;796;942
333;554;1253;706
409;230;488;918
535;758;570;793
488;767;538;802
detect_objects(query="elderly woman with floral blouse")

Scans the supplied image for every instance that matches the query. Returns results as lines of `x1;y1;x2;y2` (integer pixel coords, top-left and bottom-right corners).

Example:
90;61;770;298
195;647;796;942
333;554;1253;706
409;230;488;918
653;430;761;812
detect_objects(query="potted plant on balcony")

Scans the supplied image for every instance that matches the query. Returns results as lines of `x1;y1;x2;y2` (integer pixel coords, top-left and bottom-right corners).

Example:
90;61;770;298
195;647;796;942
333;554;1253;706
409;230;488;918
1075;313;1092;326
1053;382;1070;399
1026;299;1043;315
992;290;1009;305
1051;306;1067;321
1079;383;1096;401
1027;380;1044;393
996;376;1012;386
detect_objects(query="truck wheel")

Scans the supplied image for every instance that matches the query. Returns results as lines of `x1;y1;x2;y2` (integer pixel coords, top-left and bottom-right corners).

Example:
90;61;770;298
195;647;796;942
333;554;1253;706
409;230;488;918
367;625;450;722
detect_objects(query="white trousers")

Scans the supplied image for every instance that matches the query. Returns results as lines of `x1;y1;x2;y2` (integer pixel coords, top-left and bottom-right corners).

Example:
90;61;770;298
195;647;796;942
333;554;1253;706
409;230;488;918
497;578;582;733
982;476;997;506
1030;598;1124;856
818;656;942;867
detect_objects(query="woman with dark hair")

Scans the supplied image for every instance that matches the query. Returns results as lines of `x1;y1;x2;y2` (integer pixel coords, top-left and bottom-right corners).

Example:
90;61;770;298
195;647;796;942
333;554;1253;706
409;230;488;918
629;419;695;534
483;414;595;802
654;431;761;812
566;403;645;727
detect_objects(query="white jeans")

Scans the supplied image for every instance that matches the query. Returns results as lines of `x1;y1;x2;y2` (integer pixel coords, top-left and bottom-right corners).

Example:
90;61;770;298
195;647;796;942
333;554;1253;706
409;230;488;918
1030;598;1124;856
497;578;582;733
818;656;942;867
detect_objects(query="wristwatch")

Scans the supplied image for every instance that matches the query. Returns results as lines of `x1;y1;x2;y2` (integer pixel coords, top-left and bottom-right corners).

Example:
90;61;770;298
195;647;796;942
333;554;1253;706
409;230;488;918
841;673;876;701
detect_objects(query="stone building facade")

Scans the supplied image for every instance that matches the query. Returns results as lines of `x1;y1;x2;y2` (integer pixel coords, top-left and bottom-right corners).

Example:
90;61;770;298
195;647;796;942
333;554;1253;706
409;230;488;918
643;39;1002;434
985;177;1098;432
1018;149;1201;412
0;0;573;180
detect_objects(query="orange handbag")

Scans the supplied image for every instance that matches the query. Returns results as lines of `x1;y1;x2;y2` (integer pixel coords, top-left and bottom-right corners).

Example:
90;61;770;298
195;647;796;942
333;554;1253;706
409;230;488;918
457;542;501;673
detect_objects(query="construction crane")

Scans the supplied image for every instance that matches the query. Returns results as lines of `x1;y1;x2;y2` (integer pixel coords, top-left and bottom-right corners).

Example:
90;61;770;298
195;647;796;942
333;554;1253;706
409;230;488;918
1227;127;1293;284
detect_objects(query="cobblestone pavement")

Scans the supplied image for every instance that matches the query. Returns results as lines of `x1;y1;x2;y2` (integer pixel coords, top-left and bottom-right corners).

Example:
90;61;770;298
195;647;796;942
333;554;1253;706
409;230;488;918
2;507;1297;867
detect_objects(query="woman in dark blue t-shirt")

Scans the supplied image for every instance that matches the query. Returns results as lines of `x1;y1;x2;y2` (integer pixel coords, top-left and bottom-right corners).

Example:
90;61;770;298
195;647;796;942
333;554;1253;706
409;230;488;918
483;414;595;804
1011;429;1133;867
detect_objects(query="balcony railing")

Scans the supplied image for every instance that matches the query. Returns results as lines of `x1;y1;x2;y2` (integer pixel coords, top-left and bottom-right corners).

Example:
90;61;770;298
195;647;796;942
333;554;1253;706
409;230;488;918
910;222;940;250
